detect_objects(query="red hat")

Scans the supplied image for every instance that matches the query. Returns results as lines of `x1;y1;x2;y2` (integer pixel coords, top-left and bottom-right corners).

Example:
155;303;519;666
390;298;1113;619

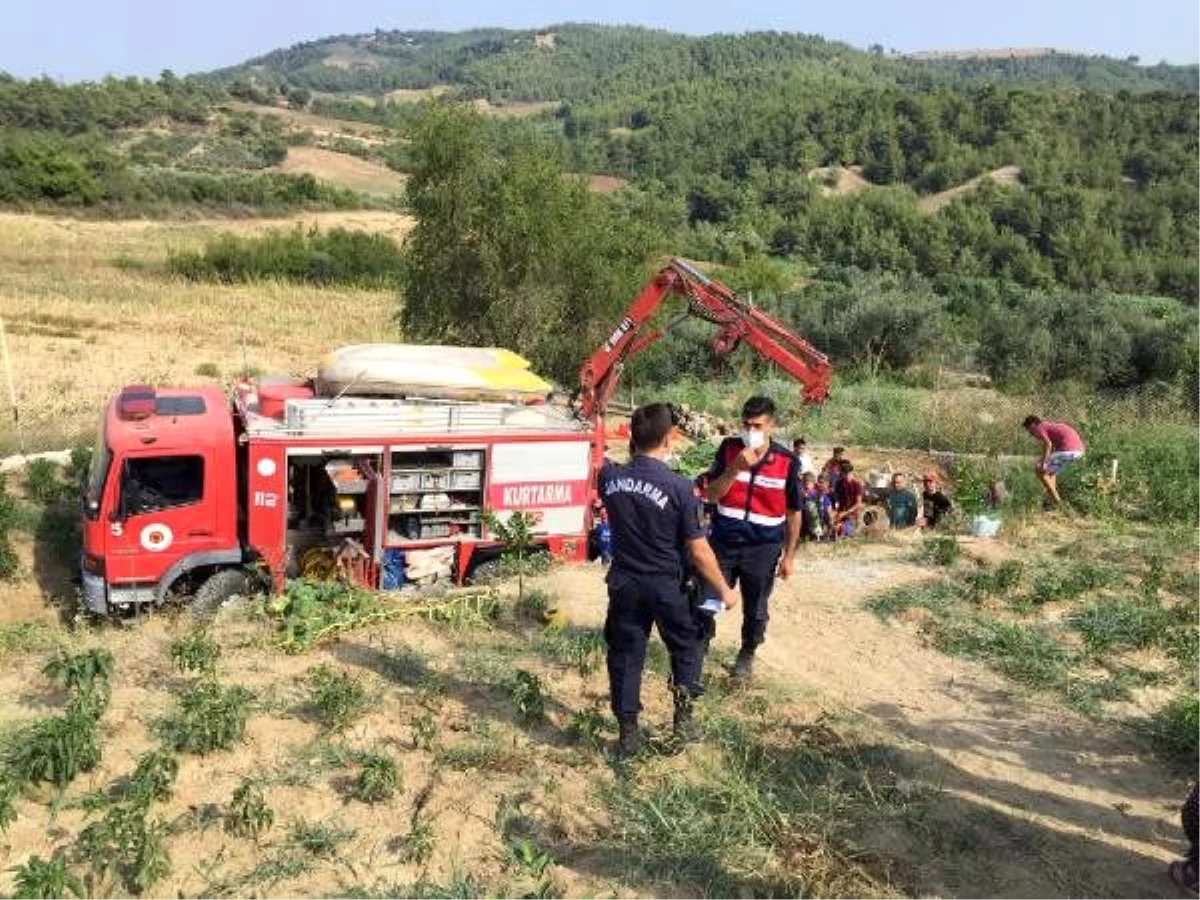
923;471;939;483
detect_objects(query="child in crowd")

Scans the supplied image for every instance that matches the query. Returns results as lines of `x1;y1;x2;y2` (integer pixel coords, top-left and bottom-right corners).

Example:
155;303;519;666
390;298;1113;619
822;446;847;493
800;471;825;541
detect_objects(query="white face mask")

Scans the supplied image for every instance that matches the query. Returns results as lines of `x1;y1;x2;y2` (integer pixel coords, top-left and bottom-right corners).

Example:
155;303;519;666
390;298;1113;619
742;430;766;450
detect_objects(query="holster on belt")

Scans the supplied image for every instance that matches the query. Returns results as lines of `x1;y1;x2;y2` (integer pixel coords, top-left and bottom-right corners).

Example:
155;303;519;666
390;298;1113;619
681;572;716;643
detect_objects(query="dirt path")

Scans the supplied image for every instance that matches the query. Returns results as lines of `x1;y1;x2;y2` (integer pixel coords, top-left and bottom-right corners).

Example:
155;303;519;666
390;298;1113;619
537;538;1190;898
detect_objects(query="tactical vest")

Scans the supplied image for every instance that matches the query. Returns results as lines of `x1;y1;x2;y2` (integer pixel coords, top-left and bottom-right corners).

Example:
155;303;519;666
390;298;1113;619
714;441;792;528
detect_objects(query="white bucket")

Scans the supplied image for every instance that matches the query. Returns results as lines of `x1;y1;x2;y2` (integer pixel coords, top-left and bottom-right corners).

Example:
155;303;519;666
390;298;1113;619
971;515;1002;538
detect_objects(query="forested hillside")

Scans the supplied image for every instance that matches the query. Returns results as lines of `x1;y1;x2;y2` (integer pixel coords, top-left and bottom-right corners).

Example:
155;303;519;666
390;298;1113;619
1;23;1196;390
211;25;1199;97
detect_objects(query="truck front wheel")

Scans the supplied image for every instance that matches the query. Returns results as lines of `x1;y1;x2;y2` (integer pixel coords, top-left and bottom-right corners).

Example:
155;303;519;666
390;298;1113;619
191;569;251;619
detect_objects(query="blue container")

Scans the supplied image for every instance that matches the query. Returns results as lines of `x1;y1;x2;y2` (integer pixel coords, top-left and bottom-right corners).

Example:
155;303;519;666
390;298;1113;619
381;549;406;590
595;521;612;565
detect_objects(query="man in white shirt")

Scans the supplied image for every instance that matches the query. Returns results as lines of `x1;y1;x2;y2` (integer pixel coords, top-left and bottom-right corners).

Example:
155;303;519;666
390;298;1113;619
792;437;816;477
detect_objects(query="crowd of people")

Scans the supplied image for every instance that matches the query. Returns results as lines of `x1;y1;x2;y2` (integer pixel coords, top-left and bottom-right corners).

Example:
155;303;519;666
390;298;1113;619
700;435;958;544
592;395;1090;759
593;395;968;756
587;399;1200;896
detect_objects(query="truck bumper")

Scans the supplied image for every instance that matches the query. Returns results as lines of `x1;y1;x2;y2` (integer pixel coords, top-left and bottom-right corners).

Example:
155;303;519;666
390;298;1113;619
80;567;108;614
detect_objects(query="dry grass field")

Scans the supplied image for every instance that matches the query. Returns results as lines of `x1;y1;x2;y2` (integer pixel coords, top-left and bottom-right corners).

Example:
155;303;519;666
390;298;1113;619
274;147;407;196
0;211;408;453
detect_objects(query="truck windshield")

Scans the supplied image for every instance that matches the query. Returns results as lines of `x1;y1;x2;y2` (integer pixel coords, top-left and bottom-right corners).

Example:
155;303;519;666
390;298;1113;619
84;425;111;521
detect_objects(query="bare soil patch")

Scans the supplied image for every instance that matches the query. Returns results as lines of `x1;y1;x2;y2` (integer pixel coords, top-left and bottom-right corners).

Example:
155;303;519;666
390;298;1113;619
274;147;406;196
919;165;1023;213
809;164;875;196
581;174;629;194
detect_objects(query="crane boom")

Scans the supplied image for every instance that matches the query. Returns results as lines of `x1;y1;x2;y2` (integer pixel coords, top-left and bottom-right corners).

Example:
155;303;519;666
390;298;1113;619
579;258;831;427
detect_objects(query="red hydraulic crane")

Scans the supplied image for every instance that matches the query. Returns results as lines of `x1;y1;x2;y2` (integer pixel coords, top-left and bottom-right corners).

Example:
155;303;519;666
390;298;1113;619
578;257;832;470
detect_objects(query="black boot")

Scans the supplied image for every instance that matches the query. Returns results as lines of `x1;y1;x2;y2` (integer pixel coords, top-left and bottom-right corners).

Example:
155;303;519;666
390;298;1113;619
616;716;642;757
672;696;702;746
732;647;755;683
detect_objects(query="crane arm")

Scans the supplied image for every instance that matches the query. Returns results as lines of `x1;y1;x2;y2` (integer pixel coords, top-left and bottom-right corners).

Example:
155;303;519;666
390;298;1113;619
578;258;832;428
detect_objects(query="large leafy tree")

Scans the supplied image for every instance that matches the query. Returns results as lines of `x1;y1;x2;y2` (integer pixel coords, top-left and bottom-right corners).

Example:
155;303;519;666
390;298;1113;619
398;101;661;384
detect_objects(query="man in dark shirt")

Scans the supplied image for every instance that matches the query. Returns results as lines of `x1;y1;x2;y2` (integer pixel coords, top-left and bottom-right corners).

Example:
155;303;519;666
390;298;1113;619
705;396;803;683
600;403;737;756
886;472;919;529
920;471;953;528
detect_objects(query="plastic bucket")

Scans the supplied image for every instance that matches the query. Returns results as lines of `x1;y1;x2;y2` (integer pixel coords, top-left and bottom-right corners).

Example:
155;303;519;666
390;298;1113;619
259;383;314;418
971;515;1002;538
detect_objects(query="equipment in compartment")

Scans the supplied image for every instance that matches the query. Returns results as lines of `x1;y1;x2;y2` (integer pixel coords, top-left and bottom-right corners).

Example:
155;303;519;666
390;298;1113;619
387;447;485;545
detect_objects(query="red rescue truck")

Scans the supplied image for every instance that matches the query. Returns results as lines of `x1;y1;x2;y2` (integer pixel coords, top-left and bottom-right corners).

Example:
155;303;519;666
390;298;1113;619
79;258;831;616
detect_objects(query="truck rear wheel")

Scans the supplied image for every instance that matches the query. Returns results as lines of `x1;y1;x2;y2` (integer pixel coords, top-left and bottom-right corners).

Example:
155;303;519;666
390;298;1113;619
191;569;251;619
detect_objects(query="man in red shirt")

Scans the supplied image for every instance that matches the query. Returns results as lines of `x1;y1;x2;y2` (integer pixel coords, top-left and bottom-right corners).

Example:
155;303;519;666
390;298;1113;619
1022;415;1086;506
832;460;865;537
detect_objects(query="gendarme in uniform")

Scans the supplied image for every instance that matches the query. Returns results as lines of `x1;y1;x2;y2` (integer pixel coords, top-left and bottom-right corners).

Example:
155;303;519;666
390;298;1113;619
600;453;706;727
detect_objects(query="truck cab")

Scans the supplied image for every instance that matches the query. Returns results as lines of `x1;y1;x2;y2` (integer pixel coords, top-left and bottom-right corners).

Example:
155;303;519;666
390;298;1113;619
80;384;240;614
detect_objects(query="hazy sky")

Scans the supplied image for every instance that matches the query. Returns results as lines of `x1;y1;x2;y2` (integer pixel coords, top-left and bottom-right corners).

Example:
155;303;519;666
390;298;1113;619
4;0;1197;82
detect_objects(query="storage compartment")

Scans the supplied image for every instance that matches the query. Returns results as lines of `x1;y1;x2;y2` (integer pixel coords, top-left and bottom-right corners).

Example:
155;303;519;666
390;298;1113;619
391;472;421;492
450;470;481;490
388;447;486;548
420;470;450;490
453;450;483;469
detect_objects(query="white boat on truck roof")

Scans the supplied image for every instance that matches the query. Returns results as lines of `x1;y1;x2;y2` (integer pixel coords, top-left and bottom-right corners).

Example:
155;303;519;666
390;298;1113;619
315;343;553;403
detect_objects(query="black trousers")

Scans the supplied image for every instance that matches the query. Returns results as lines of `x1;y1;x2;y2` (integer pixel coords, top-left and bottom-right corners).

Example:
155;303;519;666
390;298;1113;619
1185;784;1198;869
604;571;705;720
711;538;783;650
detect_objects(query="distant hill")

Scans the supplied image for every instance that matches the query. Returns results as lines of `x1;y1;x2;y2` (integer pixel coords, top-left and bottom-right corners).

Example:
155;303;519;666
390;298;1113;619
203;24;1199;100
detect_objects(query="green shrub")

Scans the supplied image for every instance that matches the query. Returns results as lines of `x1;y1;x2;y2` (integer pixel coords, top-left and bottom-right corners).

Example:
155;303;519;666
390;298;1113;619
509;670;547;721
566;708;609;749
1026;559;1122;607
158;680;253;754
963;561;1024;601
287;819;355;858
934;618;1070;689
1068;597;1169;653
168;226;403;288
0;537;19;581
76;801;171;895
9;850;85;899
24;458;68;505
354;753;400;803
42;648;114;701
66;445;93;483
6;707;102;786
307;665;368;732
169;629;221;675
128;749;179;804
224;779;274;839
918;536;960;567
534;628;606;676
1150;694;1199;763
866;581;959;618
1060;423;1199;524
0;778;18;831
